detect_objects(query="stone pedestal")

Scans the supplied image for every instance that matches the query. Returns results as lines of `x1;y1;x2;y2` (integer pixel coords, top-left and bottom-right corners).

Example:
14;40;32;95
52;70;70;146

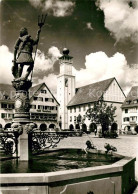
18;124;29;161
12;80;32;161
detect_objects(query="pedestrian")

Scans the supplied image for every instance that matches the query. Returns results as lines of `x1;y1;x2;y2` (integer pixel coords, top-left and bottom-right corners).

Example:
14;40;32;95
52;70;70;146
94;128;97;136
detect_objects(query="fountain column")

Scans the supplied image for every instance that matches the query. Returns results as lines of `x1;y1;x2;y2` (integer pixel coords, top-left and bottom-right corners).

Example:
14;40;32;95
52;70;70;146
12;80;32;161
11;16;46;160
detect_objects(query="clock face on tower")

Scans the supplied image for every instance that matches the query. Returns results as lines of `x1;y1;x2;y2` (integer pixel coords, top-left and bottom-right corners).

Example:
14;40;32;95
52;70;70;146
15;99;22;109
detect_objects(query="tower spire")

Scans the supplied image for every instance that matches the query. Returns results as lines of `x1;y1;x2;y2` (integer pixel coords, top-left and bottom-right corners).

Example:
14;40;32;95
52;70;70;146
59;48;73;76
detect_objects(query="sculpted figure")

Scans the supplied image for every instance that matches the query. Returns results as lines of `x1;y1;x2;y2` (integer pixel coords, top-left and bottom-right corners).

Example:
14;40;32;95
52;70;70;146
11;123;23;135
12;27;41;81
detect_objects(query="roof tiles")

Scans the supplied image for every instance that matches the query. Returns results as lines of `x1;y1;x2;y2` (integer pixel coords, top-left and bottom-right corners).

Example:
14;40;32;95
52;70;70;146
67;78;114;107
122;86;138;108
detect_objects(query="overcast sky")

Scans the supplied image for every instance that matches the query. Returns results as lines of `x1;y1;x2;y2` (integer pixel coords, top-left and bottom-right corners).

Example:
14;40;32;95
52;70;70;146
0;0;138;95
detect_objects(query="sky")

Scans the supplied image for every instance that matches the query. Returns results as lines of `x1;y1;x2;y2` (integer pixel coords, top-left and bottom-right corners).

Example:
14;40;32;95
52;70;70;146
0;0;138;96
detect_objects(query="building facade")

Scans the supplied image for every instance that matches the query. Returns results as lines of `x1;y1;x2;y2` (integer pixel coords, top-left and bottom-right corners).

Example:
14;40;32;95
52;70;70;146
57;48;126;132
67;78;126;132
0;83;59;130
122;86;138;133
57;48;75;129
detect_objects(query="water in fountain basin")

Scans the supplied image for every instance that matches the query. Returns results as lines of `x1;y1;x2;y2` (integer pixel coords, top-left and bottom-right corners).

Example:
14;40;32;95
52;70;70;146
0;149;122;173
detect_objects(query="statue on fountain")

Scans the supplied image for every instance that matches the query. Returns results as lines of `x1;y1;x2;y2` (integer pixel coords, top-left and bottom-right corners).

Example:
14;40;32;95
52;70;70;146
12;27;41;81
12;15;47;82
11;15;47;123
12;15;46;92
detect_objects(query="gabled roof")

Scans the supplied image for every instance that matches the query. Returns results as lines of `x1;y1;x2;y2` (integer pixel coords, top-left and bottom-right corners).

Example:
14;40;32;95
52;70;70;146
67;78;115;107
122;86;138;108
0;83;59;105
29;83;42;98
0;84;15;101
30;83;60;105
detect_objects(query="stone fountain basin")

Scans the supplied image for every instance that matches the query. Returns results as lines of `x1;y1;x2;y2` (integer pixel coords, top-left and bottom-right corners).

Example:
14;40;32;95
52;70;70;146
0;148;136;194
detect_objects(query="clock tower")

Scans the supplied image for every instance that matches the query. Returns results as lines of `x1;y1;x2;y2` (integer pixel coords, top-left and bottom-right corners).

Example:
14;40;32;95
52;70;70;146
57;48;75;129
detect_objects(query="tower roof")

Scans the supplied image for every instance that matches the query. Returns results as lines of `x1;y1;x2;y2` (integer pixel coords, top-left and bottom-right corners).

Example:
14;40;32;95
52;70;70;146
59;48;73;60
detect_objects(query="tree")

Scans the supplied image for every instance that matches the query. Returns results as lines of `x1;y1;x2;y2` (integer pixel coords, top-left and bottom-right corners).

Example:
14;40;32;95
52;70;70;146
85;99;117;135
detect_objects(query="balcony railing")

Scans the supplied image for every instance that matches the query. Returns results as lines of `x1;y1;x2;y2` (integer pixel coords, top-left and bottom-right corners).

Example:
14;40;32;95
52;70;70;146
30;117;57;121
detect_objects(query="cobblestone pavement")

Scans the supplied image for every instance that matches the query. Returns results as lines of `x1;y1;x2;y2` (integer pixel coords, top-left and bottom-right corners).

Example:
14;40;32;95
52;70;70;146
57;134;138;181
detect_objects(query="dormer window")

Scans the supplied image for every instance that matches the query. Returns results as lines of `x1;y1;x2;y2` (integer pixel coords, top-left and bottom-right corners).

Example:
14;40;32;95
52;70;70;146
126;100;131;104
3;94;9;100
133;99;138;104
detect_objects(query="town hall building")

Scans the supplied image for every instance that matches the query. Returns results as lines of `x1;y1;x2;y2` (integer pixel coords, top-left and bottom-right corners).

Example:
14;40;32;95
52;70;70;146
57;48;126;132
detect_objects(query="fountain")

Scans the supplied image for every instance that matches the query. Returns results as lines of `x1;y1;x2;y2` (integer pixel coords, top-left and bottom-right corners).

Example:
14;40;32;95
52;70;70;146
0;16;136;194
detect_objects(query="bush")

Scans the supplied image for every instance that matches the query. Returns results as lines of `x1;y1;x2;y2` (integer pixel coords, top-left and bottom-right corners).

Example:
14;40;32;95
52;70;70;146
104;130;118;138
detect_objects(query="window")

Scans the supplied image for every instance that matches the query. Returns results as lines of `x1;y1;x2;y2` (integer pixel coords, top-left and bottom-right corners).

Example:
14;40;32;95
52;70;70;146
3;94;9;100
1;103;7;109
133;100;138;104
65;78;68;87
74;107;76;113
1;104;14;109
125;109;128;113
1;113;7;118
38;97;43;101
45;98;48;101
126;100;131;104
38;105;44;110
8;114;13;119
79;106;81;112
123;117;129;122
34;97;38;101
44;106;48;110
88;103;91;107
83;106;86;111
31;105;36;109
130;116;137;121
9;104;14;109
70;108;72;113
52;99;54;102
47;98;52;102
41;90;47;94
31;114;35;119
35;114;39;119
70;116;72;122
74;116;76;121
